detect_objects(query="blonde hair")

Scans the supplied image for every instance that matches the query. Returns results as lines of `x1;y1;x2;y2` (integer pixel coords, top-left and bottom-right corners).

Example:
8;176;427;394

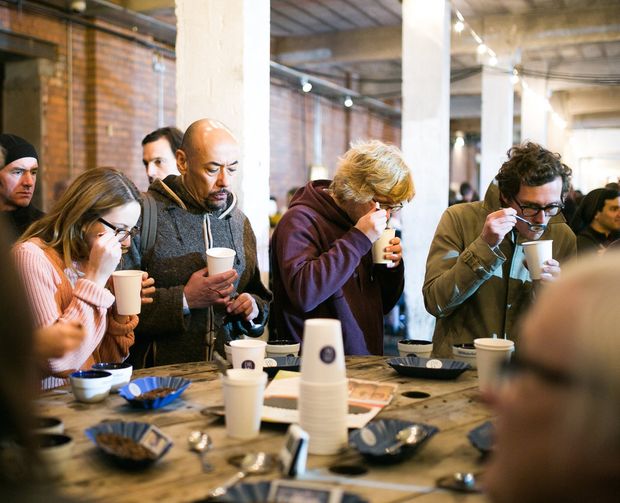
20;167;140;270
541;252;620;459
330;140;415;205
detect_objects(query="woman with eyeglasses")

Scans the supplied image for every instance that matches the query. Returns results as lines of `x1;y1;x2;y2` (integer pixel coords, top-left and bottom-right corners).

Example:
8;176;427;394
13;167;154;389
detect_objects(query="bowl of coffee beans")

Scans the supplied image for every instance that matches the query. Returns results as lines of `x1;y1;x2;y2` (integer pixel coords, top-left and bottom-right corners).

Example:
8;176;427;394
118;376;191;409
85;421;173;469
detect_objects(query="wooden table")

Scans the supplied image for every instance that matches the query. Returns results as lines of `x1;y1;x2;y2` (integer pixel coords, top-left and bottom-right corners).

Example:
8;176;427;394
36;357;493;502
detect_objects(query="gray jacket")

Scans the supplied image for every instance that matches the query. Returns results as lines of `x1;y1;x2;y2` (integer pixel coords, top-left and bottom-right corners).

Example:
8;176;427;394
124;176;271;366
423;181;576;357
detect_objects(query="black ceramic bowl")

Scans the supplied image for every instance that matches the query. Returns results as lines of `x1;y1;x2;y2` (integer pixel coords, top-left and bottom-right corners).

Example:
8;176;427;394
387;356;470;380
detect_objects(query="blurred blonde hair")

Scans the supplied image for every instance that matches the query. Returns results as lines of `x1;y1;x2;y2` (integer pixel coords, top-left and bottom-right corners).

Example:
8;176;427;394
330;140;415;205
543;252;620;459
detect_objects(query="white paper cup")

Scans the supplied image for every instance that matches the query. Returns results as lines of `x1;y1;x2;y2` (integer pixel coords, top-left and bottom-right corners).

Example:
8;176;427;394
372;227;396;264
112;270;143;315
300;319;346;383
522;240;553;280
452;343;477;369
230;339;267;371
474;338;515;392
266;340;301;358
397;339;433;358
206;247;236;276
221;369;267;439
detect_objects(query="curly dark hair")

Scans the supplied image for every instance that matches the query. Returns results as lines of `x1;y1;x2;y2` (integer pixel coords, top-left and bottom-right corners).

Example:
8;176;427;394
496;142;572;200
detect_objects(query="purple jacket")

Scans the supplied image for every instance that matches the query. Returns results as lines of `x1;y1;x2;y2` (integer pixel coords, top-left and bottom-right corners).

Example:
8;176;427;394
270;180;404;355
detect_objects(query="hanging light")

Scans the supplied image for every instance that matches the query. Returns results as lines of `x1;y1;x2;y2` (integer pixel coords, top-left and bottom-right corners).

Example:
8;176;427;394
488;54;498;66
301;77;312;93
510;68;520;85
454;20;464;33
344;96;353;108
477;43;487;55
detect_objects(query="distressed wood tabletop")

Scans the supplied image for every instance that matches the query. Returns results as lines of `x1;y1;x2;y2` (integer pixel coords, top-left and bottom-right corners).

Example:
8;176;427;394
35;356;493;503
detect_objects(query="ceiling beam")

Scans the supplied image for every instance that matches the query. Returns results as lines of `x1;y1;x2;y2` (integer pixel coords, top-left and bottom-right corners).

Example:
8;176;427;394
272;5;620;65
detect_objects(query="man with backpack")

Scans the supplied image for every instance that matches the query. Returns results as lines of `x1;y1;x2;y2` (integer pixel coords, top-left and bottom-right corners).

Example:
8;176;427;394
124;119;271;367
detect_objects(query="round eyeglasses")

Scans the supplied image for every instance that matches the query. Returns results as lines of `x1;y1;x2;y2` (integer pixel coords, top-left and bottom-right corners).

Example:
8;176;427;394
514;198;564;217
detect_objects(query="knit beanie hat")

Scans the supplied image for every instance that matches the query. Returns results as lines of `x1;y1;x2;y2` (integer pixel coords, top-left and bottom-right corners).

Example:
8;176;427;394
0;134;38;166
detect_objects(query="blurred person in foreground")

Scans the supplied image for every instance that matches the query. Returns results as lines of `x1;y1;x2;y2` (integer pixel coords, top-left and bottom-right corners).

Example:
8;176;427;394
484;251;620;503
270;140;414;354
0;134;44;241
142;126;183;185
13;168;155;390
570;187;620;254
423;142;576;357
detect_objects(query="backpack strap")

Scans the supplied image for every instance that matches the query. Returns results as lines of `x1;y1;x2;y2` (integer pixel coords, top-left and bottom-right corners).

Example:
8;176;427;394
140;191;158;257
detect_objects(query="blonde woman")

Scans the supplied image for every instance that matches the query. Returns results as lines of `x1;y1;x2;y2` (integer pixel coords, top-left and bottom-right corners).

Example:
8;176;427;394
13;167;154;389
270;140;415;355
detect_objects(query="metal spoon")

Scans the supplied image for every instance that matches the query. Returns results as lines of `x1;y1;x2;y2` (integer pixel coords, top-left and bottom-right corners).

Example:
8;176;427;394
436;471;481;493
206;452;276;499
514;214;547;233
188;431;214;472
384;424;428;454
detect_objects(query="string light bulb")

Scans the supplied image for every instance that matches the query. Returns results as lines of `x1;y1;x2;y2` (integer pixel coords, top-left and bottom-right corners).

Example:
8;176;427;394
301;77;312;93
454;20;464;33
344;96;353;108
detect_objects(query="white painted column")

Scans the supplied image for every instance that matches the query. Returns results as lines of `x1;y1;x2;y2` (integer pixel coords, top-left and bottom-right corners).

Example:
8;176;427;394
176;0;271;272
521;75;549;145
401;0;451;341
480;64;514;190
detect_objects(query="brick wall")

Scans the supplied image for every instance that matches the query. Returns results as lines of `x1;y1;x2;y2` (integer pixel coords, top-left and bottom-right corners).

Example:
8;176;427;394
1;5;401;211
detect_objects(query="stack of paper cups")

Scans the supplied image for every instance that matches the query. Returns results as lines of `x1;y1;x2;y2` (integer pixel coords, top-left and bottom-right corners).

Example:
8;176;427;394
299;319;348;455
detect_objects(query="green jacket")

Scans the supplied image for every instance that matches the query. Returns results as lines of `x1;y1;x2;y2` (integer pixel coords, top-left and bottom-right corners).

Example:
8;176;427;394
423;181;576;357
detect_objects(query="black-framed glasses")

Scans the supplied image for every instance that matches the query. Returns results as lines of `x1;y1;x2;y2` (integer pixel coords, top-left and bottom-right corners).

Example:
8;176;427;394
514;198;564;217
499;354;574;388
375;201;404;213
98;217;139;241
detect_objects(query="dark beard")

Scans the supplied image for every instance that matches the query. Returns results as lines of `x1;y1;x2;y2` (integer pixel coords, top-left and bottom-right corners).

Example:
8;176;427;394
206;190;229;211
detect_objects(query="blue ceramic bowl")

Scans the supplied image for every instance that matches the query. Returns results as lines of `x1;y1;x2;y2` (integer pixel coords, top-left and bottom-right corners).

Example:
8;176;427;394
263;356;301;378
349;418;438;464
387;356;470;380
118;376;191;409
203;481;367;503
85;420;172;469
467;420;494;455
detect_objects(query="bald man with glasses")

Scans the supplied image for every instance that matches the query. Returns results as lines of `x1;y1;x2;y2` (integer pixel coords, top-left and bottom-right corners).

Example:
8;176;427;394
423;142;576;357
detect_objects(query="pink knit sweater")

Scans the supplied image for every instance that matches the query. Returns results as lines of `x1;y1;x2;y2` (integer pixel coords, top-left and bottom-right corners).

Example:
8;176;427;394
13;239;138;389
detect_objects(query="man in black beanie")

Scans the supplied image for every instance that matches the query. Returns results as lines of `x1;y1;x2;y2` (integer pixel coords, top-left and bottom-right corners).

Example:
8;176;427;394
0;134;43;241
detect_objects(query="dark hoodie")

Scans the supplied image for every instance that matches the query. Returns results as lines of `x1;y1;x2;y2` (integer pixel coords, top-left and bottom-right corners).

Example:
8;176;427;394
124;175;271;366
270;180;404;355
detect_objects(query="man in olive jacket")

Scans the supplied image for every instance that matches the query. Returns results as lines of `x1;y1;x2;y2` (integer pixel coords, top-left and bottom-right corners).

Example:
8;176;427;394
423;143;576;357
124;119;271;367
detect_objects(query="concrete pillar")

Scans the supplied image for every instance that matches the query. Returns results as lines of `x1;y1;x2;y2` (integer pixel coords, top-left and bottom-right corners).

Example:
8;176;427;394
175;0;271;271
401;0;451;341
480;64;514;190
521;74;548;145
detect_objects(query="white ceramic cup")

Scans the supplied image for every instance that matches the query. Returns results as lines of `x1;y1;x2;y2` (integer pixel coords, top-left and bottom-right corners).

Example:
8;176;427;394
35;433;74;479
474;338;515;392
522;240;553;280
91;362;133;391
397;339;433;358
206;247;236;276
70;370;113;403
230;339;267;371
265;340;301;358
300;318;346;383
112;270;143;315
452;343;477;369
221;369;268;439
372;227;396;265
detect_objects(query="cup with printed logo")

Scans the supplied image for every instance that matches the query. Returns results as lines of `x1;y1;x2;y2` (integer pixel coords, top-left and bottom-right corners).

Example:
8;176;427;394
522;240;553;280
206;247;236;275
474;338;515;392
372;227;396;265
299;319;346;384
112;270;143;315
452;343;477;369
397;339;433;358
230;339;267;372
221;369;268;439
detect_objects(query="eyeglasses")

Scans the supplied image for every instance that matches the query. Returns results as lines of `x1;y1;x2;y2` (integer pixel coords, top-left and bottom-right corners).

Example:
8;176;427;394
514;198;564;217
499;354;574;388
98;217;139;241
375;201;404;213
